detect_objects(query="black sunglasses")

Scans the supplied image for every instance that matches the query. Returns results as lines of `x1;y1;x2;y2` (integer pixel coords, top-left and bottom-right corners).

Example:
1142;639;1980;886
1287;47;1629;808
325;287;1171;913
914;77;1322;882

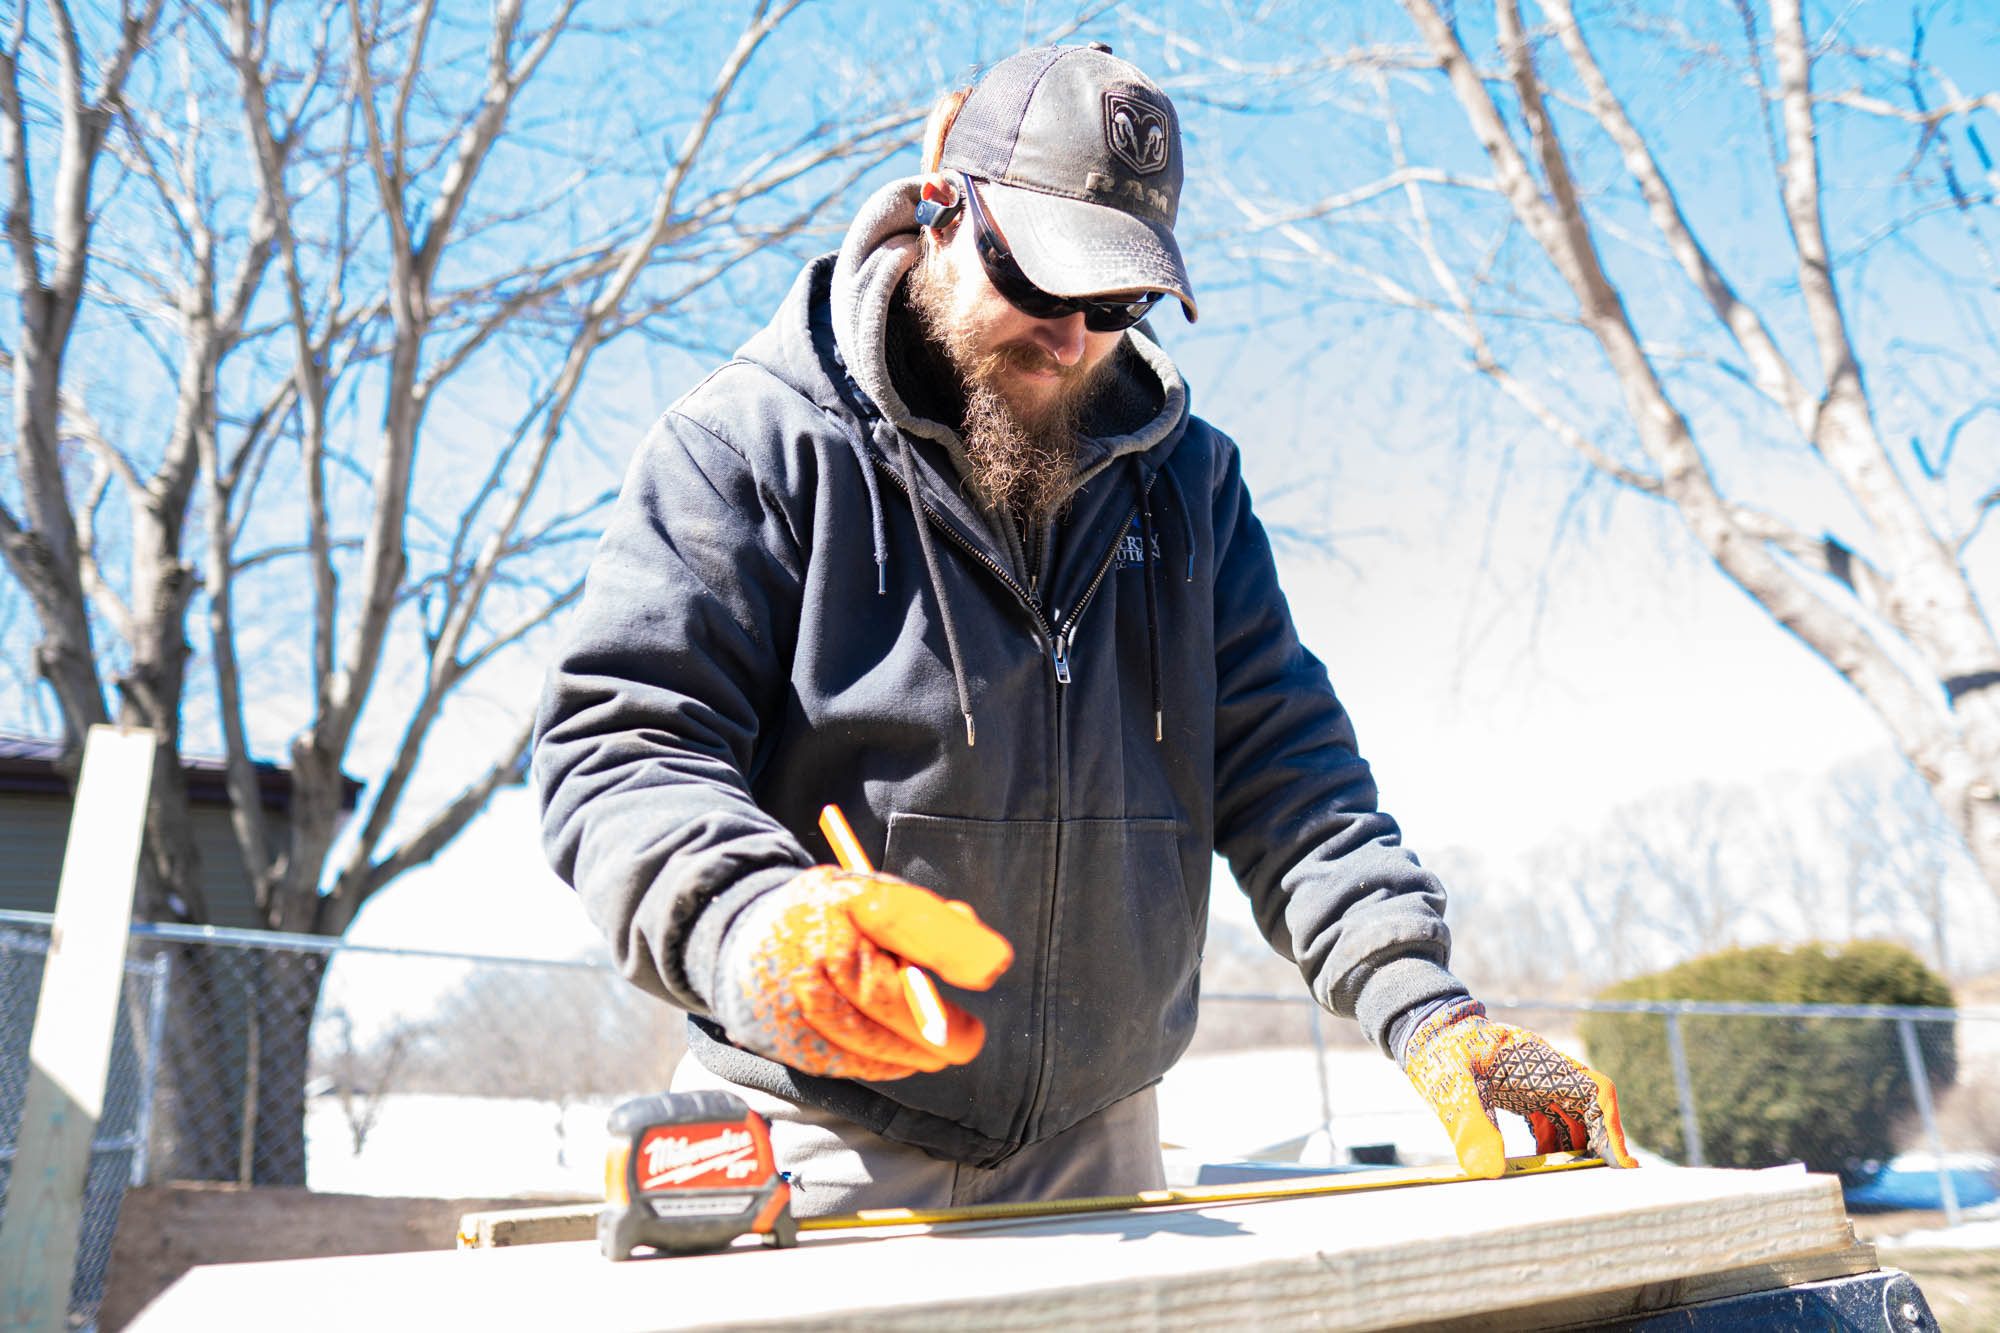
952;173;1164;333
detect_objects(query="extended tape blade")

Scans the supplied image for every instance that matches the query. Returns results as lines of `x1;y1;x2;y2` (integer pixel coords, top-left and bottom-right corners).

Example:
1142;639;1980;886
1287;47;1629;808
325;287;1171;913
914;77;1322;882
799;1152;1606;1234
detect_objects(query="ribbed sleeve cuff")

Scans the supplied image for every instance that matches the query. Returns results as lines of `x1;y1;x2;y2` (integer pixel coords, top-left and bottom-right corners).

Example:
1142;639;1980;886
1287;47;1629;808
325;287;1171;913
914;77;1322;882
1351;955;1470;1060
682;864;808;1014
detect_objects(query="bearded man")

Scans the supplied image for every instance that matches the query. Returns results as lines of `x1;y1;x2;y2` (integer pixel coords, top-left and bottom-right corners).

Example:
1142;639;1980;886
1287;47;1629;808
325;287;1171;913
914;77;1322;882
533;43;1635;1215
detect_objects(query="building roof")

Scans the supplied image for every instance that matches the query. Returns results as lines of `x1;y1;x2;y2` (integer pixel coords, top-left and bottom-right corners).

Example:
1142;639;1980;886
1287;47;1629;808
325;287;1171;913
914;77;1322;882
0;732;362;812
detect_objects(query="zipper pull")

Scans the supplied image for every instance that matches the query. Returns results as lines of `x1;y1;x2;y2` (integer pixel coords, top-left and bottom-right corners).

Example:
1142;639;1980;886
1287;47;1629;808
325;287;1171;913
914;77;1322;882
1050;629;1072;685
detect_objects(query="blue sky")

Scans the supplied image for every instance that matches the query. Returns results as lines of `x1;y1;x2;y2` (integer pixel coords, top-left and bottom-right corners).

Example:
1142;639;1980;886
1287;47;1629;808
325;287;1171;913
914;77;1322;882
13;1;1989;982
348;2;2000;981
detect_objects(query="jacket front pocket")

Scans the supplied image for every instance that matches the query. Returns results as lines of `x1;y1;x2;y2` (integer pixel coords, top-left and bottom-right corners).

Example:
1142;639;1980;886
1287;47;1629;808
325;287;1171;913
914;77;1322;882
879;811;1057;1149
1035;816;1198;1140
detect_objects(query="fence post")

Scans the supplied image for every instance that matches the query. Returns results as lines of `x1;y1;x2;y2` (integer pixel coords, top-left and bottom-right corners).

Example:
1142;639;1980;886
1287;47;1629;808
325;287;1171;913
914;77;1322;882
1307;1003;1334;1158
130;953;172;1187
1665;1011;1705;1168
0;725;154;1333
239;978;262;1186
1895;1016;1959;1226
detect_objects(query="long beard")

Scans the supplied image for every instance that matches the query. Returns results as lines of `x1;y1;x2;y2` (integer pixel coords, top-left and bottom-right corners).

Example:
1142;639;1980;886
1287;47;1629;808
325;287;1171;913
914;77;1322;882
906;248;1115;519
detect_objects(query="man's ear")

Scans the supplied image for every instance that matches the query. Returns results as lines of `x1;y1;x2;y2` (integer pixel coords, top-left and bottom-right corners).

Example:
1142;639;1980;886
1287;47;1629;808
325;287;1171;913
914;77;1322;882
914;175;963;233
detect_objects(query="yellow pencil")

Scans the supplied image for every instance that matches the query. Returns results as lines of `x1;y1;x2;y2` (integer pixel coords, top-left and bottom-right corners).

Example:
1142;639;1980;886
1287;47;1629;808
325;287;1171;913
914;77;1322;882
818;803;951;1048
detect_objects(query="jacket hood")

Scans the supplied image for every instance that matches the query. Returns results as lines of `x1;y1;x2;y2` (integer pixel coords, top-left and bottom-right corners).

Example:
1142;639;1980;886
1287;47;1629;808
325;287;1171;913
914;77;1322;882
742;175;1191;506
731;178;1202;753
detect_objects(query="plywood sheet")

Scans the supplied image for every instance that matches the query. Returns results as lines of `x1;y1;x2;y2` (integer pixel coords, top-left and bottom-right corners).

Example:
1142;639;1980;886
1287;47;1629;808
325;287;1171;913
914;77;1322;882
128;1165;1860;1332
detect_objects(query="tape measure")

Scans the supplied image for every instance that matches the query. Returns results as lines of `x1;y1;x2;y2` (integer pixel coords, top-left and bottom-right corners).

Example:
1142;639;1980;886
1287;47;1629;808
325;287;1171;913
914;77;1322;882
600;1091;796;1261
599;1090;1607;1261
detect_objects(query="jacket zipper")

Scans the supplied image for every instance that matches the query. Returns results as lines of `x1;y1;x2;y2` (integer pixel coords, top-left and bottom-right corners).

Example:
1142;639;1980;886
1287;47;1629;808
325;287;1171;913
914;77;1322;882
1029;471;1157;1140
870;455;1059;654
871;457;1154;690
1050;474;1155;690
874;449;1161;1143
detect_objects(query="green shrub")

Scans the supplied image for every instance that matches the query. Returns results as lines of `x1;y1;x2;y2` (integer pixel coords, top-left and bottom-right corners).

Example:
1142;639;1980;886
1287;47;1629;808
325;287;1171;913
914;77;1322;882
1577;942;1955;1180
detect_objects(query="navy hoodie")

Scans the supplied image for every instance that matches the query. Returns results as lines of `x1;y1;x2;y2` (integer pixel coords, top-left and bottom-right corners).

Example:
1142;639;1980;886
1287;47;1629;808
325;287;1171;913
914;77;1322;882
532;177;1467;1166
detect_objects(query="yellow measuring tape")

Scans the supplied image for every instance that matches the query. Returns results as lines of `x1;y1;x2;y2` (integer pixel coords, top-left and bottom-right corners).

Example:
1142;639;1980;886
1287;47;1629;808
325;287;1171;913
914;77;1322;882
798;1152;1605;1234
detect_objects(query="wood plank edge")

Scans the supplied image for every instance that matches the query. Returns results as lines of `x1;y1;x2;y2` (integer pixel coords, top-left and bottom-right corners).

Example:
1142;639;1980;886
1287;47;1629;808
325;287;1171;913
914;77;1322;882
1420;1241;1882;1333
458;1203;600;1250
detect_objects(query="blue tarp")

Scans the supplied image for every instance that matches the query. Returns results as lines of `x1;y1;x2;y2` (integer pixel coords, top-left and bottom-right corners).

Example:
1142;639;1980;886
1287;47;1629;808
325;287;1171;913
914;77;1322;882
1844;1156;2000;1211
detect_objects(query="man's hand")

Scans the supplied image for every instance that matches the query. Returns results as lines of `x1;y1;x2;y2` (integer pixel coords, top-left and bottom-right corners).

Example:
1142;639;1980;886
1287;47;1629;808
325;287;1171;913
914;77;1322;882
711;867;1013;1081
1401;998;1637;1179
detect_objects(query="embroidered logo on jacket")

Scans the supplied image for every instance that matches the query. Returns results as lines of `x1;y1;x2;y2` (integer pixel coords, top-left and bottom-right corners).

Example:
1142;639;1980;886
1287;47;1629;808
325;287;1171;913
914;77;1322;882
1113;521;1160;570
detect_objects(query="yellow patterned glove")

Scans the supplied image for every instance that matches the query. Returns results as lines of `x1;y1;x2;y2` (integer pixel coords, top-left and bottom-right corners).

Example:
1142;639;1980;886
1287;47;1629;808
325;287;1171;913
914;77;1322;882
1401;999;1637;1179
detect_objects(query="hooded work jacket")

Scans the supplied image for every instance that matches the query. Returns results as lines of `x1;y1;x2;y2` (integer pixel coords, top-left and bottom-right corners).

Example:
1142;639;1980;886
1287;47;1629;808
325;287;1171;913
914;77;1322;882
532;178;1466;1167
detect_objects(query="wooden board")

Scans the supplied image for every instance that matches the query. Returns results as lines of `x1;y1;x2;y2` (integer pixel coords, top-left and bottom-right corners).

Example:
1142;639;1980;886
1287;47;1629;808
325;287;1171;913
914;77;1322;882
127;1165;1863;1332
101;1185;594;1332
459;1200;601;1248
0;726;155;1333
1425;1242;1880;1332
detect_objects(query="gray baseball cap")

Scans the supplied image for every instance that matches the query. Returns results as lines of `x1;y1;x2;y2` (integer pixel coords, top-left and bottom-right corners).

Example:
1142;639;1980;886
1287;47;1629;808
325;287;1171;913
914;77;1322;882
939;44;1197;322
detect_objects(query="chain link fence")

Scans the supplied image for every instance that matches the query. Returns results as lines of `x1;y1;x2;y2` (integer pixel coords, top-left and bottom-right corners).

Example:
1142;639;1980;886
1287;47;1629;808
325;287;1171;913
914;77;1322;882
2;909;1997;1330
1176;993;1998;1223
0;923;168;1332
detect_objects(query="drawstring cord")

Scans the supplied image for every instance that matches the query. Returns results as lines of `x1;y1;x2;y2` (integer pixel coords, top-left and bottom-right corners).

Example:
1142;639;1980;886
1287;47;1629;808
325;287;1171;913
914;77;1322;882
1137;461;1164;743
897;431;977;747
1159;462;1196;583
847;435;889;594
866;427;1181;751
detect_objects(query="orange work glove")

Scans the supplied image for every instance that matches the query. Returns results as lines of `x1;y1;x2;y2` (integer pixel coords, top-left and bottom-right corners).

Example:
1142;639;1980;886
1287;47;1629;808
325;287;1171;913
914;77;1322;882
709;866;1013;1081
1401;998;1637;1179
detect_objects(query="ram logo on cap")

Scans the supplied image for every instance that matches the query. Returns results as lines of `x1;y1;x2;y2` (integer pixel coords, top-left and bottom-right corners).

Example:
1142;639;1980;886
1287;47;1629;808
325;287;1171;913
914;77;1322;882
1103;92;1170;176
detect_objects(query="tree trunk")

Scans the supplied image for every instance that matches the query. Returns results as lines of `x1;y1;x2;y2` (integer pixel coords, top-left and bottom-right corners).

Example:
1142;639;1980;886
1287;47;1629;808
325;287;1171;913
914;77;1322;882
1924;748;2000;915
147;942;325;1186
149;943;243;1182
247;947;324;1186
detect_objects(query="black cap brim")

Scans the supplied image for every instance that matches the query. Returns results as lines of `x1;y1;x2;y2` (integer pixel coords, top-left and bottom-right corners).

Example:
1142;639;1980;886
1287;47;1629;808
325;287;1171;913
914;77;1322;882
978;180;1198;323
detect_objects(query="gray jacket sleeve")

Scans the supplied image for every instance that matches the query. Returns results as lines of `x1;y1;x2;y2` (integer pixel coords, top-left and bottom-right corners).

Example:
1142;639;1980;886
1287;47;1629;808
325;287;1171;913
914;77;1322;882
532;399;816;1013
1204;433;1469;1054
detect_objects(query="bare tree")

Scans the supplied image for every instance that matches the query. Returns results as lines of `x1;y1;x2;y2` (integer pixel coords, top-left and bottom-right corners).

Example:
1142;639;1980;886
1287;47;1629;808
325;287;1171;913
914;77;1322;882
1456;762;1994;986
0;0;929;1180
1;0;194;912
411;962;685;1103
313;1006;425;1155
1826;755;1979;975
1608;783;1777;962
1217;2;2000;905
207;0;923;940
1537;840;1640;987
1428;845;1584;997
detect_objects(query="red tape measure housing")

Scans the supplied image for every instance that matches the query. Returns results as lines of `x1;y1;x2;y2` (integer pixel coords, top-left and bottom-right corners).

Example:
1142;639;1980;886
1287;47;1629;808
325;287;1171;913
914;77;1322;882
635;1120;774;1192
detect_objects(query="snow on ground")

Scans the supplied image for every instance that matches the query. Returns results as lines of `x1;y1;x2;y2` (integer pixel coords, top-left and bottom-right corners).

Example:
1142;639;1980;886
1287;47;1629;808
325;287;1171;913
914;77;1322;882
1874;1201;2000;1251
1159;1046;1490;1165
302;1046;2000;1256
306;1093;620;1198
305;1047;1516;1198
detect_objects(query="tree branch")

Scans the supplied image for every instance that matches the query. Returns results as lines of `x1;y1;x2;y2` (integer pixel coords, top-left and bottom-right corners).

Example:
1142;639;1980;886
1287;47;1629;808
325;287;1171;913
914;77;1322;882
1822;88;2000;125
346;2;414;278
0;7;40;295
418;0;809;712
1724;502;1895;616
1540;0;1816;437
334;711;536;928
412;0;579;286
1391;0;1973;794
73;453;132;641
1225;166;1496;234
